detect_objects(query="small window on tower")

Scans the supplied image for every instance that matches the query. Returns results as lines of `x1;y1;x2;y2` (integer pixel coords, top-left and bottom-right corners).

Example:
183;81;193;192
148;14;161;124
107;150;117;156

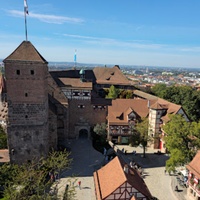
16;70;20;75
25;115;28;119
25;93;28;97
30;70;34;75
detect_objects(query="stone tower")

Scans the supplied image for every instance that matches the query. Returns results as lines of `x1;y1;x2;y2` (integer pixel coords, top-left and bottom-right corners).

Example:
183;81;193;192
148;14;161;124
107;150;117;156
3;41;49;164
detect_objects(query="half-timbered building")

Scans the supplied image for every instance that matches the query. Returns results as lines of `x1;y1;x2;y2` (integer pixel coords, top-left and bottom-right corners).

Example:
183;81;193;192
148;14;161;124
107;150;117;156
107;98;149;144
93;156;153;200
186;151;200;200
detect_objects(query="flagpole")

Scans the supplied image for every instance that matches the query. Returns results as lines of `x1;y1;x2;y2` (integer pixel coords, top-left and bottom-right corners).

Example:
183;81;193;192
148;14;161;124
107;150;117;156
24;0;28;41
24;9;28;41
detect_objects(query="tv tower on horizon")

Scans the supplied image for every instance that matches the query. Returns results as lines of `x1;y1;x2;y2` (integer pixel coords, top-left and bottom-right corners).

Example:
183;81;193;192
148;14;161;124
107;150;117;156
74;49;77;69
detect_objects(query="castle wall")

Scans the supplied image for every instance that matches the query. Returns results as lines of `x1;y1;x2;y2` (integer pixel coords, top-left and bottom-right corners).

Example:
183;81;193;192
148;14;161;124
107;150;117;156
68;99;107;138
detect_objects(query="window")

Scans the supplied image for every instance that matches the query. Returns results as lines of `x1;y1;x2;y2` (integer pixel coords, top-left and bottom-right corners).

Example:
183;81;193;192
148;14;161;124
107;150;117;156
25;93;28;97
30;70;34;75
25;115;28;119
16;70;20;75
78;105;85;109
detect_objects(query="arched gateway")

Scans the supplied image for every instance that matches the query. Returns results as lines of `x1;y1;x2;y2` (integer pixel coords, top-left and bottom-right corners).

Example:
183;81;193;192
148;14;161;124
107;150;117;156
75;125;90;139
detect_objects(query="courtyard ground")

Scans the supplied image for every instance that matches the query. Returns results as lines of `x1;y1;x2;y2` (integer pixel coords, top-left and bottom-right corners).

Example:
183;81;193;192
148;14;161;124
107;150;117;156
55;139;187;200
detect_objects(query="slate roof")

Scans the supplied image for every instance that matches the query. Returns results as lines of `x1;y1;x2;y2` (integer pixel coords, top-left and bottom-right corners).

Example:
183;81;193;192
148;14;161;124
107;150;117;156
93;156;152;200
186;151;200;179
48;73;69;105
3;41;47;63
59;78;92;89
93;66;130;85
49;69;95;87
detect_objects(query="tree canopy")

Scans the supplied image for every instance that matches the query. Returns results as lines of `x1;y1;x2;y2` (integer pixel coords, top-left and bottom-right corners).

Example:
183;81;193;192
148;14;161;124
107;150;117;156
130;118;152;158
163;114;200;172
151;84;200;121
0;149;72;200
106;85;119;99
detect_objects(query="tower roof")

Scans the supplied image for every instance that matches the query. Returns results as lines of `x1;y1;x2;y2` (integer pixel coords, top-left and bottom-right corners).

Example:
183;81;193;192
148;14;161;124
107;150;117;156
3;41;47;63
79;68;85;75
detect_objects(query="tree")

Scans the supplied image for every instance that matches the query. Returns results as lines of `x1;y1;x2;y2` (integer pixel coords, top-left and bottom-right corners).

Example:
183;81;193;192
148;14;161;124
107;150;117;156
151;83;167;98
106;85;119;99
1;149;72;200
130;118;151;158
163;114;200;172
118;89;133;99
151;84;200;121
93;123;108;153
93;123;107;138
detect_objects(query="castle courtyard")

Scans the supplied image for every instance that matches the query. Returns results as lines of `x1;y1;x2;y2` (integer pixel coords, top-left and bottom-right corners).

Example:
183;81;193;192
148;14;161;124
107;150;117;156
55;138;187;200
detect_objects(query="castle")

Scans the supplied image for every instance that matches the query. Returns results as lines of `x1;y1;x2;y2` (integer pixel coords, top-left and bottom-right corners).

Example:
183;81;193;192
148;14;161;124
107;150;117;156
2;41;134;164
2;41;189;164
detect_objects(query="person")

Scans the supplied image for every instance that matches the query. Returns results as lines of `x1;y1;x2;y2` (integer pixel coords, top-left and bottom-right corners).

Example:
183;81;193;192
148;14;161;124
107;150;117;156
175;185;178;191
78;181;81;189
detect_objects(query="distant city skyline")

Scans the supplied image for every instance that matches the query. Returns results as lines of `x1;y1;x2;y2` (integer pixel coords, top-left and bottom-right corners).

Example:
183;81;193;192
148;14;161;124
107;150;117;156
1;0;200;68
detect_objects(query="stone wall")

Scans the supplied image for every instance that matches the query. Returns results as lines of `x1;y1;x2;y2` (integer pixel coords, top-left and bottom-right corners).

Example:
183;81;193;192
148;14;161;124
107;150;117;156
5;60;49;164
68;99;107;138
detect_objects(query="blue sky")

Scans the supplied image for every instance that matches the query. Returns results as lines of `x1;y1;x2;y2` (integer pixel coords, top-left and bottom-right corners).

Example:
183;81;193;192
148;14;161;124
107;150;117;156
1;0;200;67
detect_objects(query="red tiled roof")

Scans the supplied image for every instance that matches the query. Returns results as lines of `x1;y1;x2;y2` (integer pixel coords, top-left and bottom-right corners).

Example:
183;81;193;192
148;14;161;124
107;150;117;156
93;156;152;200
0;149;10;163
108;99;149;125
3;41;47;63
186;151;200;179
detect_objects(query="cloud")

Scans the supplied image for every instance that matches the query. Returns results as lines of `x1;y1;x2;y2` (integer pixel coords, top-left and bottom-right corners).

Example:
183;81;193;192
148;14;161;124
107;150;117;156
62;33;200;54
6;10;84;24
63;33;164;50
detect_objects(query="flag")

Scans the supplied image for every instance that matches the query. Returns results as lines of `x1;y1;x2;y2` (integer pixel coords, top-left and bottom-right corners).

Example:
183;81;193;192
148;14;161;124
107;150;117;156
24;0;28;15
74;50;77;62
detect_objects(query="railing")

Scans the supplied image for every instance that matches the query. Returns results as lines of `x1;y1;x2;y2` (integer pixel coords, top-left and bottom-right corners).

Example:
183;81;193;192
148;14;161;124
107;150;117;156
188;181;200;195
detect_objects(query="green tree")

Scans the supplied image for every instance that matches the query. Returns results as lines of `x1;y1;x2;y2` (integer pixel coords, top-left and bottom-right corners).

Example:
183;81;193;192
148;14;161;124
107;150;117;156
0;126;7;149
130;118;151;158
119;89;133;99
93;123;108;153
1;149;72;200
163;114;200;172
93;123;107;137
106;85;119;99
43;149;72;179
151;84;200;121
151;83;167;98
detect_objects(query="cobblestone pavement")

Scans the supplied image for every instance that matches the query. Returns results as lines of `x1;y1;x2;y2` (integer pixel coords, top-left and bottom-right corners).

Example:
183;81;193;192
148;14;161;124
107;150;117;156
56;139;104;200
56;140;187;200
116;144;187;200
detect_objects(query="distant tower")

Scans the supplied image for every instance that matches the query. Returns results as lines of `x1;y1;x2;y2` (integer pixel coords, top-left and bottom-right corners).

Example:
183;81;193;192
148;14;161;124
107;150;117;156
74;49;77;69
3;41;49;164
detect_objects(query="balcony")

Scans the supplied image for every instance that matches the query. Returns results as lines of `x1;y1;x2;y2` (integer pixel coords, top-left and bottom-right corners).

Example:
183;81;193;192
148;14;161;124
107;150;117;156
188;177;200;195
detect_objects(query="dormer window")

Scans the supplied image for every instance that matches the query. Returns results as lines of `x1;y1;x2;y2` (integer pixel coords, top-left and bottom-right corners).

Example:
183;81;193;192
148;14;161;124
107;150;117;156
128;112;136;121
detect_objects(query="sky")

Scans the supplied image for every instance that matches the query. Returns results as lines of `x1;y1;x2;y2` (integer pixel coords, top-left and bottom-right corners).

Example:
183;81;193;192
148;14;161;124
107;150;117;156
1;0;200;68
